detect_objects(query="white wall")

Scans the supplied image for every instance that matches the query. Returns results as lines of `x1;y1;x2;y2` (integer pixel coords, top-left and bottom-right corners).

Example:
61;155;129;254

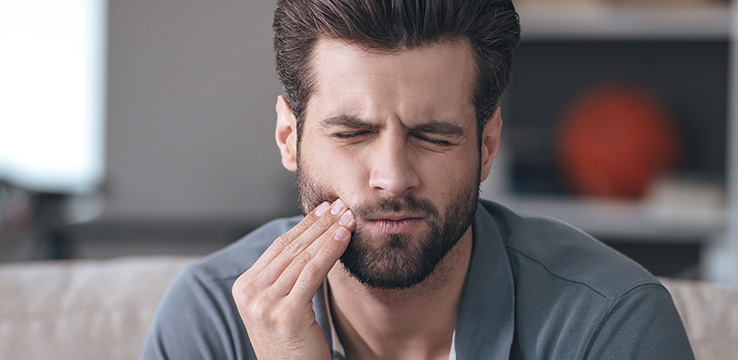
103;0;299;223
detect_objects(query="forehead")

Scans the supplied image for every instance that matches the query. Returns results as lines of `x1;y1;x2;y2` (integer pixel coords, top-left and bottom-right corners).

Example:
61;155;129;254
305;38;477;126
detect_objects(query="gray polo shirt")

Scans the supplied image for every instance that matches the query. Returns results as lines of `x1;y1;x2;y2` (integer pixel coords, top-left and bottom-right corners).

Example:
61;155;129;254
142;199;694;359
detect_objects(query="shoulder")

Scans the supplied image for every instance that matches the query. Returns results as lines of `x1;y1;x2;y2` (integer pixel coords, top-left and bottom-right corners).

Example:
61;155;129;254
160;215;304;322
475;200;693;358
141;216;302;360
477;199;659;301
188;215;303;282
165;215;302;305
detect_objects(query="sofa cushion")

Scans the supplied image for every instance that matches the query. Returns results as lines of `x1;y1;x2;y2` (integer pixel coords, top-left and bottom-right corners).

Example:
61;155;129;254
0;256;197;360
660;277;738;360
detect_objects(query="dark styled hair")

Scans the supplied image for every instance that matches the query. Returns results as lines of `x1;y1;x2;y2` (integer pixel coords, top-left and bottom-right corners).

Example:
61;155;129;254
273;0;520;139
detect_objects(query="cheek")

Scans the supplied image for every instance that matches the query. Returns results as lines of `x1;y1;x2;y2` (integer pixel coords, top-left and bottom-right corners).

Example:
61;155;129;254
423;147;478;178
425;164;463;198
420;151;479;199
301;144;368;194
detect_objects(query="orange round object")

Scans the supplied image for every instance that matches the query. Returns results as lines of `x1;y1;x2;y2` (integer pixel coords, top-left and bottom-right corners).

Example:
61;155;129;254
557;84;681;199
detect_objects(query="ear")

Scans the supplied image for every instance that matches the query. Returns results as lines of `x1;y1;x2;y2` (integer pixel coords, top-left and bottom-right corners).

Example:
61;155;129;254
275;95;298;172
479;107;502;182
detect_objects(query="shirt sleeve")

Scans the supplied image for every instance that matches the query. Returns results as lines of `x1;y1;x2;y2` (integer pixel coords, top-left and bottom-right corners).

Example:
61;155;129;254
584;283;695;360
140;267;254;360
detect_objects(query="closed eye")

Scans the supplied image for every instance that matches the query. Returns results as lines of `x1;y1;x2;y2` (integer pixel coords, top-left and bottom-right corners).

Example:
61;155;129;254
413;134;453;146
334;131;372;139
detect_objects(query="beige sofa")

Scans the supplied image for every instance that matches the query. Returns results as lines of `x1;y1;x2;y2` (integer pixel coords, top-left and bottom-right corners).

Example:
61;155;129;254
1;256;737;360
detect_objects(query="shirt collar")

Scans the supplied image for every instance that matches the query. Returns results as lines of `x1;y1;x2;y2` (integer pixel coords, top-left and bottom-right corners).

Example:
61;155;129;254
322;281;457;360
453;202;516;359
323;281;347;359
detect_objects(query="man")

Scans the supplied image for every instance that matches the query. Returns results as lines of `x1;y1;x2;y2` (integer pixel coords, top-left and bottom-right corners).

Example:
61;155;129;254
142;0;694;359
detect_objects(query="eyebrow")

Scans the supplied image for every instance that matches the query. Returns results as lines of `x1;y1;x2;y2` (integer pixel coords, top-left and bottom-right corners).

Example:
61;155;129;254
320;115;465;137
411;120;465;137
320;115;377;130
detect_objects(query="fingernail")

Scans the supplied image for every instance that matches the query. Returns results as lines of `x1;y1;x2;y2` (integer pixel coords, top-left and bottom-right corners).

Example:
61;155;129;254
330;199;344;215
315;202;330;217
334;227;349;241
339;210;352;226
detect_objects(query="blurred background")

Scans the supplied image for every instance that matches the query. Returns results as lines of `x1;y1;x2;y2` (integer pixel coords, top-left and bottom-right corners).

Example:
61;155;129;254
1;0;737;285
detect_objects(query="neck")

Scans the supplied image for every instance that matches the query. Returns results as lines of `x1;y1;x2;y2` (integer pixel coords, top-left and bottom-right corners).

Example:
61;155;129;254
326;226;473;360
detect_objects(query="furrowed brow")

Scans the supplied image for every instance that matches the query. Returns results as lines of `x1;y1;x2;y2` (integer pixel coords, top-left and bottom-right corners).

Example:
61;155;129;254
411;120;465;137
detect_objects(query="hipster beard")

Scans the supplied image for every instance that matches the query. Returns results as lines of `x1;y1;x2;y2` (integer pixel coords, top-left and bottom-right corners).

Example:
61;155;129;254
296;164;480;290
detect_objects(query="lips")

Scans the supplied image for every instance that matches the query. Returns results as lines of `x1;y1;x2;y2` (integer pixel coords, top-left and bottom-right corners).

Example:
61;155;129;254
364;216;423;234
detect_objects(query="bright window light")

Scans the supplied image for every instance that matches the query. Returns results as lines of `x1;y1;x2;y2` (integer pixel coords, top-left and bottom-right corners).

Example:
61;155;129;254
0;0;106;194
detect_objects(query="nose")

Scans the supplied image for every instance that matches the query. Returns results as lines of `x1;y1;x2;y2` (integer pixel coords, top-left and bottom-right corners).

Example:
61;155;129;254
368;136;420;197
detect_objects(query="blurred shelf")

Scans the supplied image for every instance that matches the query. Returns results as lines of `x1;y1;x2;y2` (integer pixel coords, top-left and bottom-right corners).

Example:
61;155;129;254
517;4;732;40
496;194;727;242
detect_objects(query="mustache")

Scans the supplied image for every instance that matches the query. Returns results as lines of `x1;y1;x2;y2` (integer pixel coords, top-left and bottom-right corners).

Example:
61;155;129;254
296;168;437;219
349;196;438;221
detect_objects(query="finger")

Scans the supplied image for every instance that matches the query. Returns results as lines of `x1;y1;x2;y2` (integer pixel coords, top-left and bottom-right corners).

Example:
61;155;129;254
248;200;331;275
273;210;353;299
288;222;352;301
268;207;354;293
256;200;351;286
232;202;345;312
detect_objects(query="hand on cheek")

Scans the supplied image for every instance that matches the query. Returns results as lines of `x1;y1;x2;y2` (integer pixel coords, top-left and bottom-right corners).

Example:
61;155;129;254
231;199;354;360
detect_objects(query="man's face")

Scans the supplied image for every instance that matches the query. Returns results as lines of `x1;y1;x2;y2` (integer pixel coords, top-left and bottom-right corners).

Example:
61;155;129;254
277;38;500;289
